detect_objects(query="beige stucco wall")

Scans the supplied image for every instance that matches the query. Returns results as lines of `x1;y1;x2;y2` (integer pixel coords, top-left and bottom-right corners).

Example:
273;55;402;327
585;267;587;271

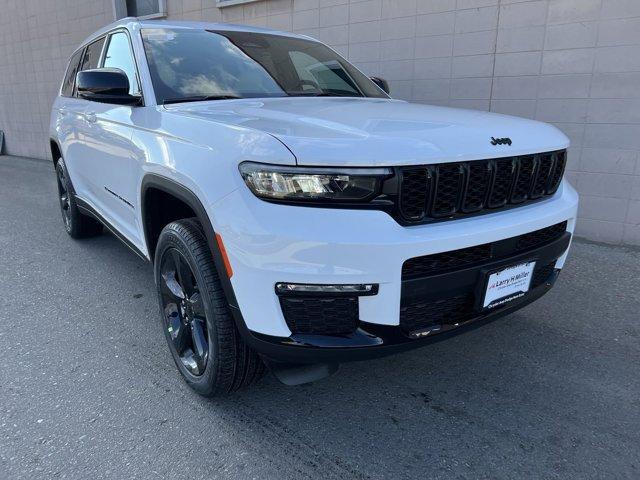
1;0;639;244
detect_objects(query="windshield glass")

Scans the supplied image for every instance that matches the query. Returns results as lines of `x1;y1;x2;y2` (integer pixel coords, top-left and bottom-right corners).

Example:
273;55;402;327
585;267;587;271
141;28;388;104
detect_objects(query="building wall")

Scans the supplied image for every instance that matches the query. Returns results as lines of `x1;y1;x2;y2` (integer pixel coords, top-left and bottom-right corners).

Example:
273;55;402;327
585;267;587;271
0;0;113;159
1;0;639;245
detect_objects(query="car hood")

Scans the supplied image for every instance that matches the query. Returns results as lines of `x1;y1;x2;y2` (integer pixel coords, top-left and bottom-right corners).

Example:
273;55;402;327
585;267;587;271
164;97;569;167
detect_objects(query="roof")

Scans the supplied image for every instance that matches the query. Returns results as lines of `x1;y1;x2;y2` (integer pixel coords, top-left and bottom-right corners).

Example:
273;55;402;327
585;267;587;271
78;18;312;49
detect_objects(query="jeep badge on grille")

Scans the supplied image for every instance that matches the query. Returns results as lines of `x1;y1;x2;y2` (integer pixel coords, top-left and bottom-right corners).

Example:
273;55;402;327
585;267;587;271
491;137;512;146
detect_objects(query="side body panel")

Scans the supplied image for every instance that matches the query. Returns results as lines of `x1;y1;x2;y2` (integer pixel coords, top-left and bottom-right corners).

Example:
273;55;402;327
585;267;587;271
77;103;142;246
51;96;89;192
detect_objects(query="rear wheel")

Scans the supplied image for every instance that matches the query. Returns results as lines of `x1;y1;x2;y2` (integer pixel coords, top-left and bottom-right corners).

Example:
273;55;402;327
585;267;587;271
55;158;102;238
154;218;265;396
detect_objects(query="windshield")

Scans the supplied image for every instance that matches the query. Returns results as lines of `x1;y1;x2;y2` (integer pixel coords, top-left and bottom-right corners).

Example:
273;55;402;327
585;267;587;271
141;28;388;104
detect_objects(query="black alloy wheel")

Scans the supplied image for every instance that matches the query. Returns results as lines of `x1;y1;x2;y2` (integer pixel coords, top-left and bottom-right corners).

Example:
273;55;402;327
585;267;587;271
56;162;72;230
154;218;265;395
159;248;210;376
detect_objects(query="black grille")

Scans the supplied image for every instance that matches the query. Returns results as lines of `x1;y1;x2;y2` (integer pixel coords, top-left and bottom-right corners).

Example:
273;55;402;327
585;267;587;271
400;294;474;334
432;163;464;217
280;296;358;335
531;262;556;289
398;150;567;223
403;221;567;279
399;168;431;220
547;150;567;194
400;261;558;334
531;153;553;198
516;222;568;252
462;161;491;212
512;155;535;203
489;158;515;207
403;244;492;279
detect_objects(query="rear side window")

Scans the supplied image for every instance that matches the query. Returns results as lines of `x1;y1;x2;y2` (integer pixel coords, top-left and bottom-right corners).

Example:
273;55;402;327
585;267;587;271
61;49;84;97
80;37;106;72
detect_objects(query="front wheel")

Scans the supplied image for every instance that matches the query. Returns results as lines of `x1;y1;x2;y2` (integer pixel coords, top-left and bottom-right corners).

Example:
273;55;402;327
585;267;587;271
154;218;265;396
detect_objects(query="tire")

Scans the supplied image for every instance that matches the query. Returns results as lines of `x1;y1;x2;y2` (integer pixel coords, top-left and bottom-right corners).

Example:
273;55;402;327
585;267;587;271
55;158;103;238
154;218;265;396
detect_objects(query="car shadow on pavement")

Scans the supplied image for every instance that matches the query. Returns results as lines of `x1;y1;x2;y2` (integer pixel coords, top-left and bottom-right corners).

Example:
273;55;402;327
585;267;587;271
203;308;624;479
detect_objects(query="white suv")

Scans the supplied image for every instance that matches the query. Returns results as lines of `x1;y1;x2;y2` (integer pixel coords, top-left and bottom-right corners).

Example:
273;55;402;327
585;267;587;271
50;19;579;395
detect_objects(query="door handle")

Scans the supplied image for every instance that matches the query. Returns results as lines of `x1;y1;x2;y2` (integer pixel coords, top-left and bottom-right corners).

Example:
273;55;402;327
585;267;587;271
85;112;97;123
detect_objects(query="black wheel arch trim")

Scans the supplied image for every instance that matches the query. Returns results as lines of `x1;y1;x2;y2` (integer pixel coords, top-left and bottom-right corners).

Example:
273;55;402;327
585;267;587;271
50;138;63;168
139;174;241;309
51;142;78;198
55;155;75;196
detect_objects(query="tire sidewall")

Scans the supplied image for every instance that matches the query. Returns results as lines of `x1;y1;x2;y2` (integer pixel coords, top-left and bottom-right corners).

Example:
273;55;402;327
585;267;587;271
154;225;222;393
55;159;74;235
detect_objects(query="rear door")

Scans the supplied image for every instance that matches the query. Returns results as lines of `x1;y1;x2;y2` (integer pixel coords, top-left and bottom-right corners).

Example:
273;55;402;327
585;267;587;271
55;47;88;194
77;30;144;247
68;37;106;203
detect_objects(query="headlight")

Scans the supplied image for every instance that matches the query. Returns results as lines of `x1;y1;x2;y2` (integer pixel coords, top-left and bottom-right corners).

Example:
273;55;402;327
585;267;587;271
239;162;392;203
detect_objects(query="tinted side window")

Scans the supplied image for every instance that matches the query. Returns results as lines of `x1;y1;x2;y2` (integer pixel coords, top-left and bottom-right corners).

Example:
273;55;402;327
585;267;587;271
61;49;84;97
103;32;140;95
80;37;106;72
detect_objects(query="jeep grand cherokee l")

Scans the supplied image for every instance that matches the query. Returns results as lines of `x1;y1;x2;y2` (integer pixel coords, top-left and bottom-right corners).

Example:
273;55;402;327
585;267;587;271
50;19;579;395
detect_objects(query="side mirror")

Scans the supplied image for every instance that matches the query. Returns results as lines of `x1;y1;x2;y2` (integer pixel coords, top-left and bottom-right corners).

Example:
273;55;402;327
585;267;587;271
370;76;390;95
76;68;141;106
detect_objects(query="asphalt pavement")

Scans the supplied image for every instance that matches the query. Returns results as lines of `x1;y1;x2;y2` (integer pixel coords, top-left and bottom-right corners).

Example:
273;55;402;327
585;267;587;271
1;155;638;479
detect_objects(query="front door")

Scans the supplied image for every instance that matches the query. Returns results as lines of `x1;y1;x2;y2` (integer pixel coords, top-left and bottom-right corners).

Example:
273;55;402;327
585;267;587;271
78;31;144;249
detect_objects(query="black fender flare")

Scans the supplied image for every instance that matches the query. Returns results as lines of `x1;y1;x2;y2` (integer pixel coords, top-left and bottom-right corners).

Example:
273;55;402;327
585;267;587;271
49;137;63;168
140;174;240;309
139;174;319;373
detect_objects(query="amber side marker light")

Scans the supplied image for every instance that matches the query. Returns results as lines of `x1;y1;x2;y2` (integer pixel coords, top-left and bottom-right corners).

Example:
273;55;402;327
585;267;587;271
215;232;233;278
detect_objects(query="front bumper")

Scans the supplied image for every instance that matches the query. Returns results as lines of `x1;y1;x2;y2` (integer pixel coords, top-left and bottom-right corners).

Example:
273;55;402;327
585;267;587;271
209;180;578;361
236;233;567;363
235;271;558;364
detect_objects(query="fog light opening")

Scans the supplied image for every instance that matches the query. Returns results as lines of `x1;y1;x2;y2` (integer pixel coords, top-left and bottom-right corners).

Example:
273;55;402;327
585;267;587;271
275;283;378;296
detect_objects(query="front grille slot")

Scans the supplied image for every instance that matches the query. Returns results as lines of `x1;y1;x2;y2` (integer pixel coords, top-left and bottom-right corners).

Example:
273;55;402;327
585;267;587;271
399;167;430;221
280;296;359;335
462;161;491;212
431;163;464;217
511;155;535;203
547;150;567;194
489;158;515;208
531;153;554;198
398;150;566;224
402;221;567;279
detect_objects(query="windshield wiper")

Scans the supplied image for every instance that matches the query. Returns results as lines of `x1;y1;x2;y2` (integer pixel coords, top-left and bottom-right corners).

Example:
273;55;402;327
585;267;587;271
312;92;363;97
288;90;363;98
163;94;242;105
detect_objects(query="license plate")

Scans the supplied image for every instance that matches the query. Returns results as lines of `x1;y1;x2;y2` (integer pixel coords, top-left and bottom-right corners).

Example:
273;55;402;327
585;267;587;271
483;261;536;309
